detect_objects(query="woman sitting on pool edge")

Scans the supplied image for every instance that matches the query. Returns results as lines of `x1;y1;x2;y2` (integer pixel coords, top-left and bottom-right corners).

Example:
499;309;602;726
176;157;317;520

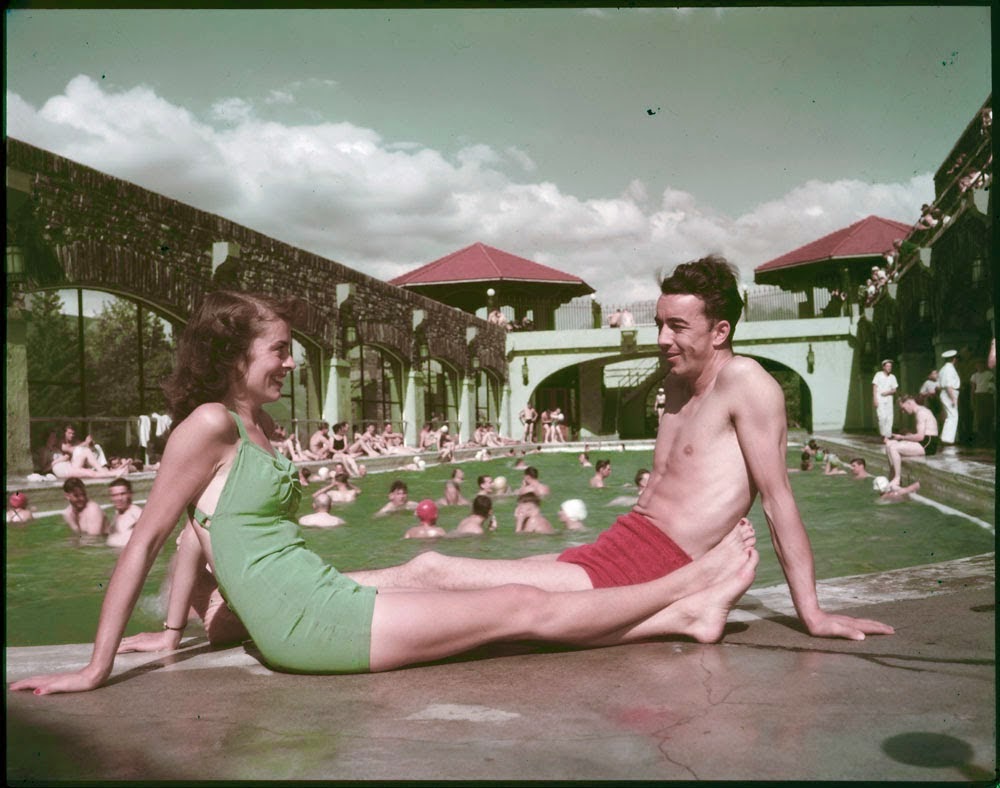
11;291;758;694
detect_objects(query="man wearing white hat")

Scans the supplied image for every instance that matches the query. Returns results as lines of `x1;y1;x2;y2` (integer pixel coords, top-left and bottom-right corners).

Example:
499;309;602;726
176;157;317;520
871;359;898;439
938;349;961;446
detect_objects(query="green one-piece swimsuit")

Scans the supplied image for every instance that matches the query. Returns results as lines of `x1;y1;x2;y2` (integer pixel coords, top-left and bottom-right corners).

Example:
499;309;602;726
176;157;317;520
193;410;377;673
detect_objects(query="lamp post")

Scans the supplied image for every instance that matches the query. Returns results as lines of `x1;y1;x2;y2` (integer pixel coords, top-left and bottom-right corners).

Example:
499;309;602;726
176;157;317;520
521;357;529;386
806;344;815;374
486;287;496;312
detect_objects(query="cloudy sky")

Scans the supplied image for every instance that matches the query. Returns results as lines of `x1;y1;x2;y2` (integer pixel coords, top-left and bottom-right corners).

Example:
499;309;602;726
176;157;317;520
5;6;991;304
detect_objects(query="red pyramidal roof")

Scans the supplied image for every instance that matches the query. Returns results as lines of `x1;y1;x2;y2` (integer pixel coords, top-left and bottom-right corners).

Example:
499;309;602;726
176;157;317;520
755;215;913;273
390;242;589;287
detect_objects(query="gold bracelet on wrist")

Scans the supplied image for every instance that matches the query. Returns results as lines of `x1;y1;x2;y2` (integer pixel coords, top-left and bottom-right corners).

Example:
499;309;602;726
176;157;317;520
163;622;186;632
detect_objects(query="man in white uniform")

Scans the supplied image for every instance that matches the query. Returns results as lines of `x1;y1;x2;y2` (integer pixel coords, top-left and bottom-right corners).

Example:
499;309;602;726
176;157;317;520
938;349;961;446
872;359;898;439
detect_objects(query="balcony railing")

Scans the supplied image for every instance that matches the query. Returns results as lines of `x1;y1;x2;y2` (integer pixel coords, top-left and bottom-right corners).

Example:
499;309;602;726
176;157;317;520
545;286;840;331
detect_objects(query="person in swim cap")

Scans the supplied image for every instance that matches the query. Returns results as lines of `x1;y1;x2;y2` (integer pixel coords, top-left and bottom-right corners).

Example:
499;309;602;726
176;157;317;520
558;499;588;531
7;492;34;524
405;499;446;539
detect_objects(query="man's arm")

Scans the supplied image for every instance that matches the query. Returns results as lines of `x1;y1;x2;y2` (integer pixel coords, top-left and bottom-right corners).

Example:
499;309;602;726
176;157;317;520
62;507;81;534
730;363;894;640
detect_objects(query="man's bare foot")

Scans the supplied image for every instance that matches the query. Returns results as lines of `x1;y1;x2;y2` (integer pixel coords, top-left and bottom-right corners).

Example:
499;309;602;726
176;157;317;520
692;518;755;587
672;547;759;643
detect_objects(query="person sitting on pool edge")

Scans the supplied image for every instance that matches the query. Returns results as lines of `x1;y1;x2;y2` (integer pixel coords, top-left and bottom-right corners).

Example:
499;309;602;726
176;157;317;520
883;394;939;490
10;289;759;694
342;255;894;643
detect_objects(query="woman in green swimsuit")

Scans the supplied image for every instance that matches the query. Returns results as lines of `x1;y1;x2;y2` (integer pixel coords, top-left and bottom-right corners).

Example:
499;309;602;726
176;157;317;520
11;291;757;694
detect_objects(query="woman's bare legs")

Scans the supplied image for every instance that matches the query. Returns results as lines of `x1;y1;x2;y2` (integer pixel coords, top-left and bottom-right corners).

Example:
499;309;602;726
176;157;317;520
348;518;755;603
368;546;758;672
67;446;127;478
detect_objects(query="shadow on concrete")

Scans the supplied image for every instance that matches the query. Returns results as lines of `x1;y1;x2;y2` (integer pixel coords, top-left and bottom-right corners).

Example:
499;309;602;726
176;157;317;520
882;732;996;781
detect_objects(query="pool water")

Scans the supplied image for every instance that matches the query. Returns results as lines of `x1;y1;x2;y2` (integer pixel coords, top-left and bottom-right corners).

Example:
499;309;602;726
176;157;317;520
5;451;994;646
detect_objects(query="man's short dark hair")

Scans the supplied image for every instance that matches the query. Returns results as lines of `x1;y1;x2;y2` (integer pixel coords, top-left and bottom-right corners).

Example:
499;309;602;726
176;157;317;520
63;478;86;494
661;254;743;335
517;491;541;506
477;475;491;487
472;494;493;517
389;480;408;493
595;459;611;473
108;478;132;492
335;472;350;484
899;393;916;404
523;466;539;479
850;457;866;468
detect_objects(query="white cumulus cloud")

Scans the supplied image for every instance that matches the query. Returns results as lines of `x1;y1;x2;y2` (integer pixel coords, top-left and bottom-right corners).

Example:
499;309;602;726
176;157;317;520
5;76;933;305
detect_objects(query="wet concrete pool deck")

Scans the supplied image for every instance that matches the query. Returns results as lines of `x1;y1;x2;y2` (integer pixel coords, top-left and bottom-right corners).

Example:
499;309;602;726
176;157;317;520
7;552;995;783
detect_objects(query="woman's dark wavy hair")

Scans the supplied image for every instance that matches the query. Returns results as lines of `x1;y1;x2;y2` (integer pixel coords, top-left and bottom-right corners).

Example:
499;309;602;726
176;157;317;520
163;290;301;423
660;255;744;338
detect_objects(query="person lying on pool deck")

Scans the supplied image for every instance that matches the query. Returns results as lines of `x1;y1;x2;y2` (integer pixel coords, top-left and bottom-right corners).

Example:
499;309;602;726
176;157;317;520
345;256;894;643
10;289;760;695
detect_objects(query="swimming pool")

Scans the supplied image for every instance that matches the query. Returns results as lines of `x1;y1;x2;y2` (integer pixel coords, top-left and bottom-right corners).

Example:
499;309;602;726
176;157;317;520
6;450;994;646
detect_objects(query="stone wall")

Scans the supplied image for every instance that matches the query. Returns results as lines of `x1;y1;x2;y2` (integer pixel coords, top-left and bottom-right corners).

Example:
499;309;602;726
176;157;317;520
6;137;507;377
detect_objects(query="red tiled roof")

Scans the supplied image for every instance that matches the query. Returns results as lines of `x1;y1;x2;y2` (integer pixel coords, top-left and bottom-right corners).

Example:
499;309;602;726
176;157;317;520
390;242;589;287
755;215;913;273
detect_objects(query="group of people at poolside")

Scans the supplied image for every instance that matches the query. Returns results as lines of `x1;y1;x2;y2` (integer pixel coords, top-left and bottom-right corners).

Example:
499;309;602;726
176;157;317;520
12;255;894;699
32;424;148;482
517;403;569;443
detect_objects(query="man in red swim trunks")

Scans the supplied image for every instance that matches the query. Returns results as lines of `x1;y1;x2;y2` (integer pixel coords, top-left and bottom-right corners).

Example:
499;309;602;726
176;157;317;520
347;256;894;642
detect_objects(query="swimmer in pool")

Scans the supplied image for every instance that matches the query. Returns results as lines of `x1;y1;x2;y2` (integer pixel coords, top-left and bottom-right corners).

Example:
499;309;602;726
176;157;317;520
61;478;109;537
12;290;759;695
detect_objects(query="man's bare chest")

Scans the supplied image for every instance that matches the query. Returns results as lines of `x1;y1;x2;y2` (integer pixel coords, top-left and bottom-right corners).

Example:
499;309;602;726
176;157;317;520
657;398;734;463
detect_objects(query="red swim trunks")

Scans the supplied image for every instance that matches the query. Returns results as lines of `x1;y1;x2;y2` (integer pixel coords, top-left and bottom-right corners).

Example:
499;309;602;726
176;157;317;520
556;511;692;588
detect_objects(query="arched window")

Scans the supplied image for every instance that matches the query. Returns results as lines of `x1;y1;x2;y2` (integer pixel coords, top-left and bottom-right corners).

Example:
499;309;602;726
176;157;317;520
475;369;501;426
424;358;458;427
24;288;176;463
349;344;403;430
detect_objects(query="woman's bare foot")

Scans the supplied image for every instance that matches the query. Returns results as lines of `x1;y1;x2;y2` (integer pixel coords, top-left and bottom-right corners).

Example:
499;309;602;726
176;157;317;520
690;518;756;587
670;547;759;643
